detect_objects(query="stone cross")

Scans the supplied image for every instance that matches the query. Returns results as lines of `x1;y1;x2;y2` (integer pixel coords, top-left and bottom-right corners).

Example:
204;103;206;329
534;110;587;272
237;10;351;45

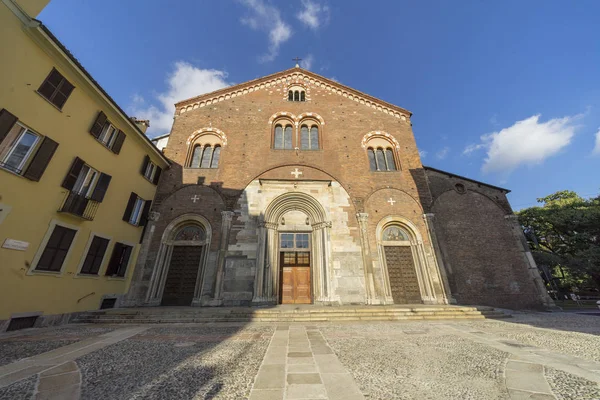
387;198;396;206
191;195;200;203
291;168;303;179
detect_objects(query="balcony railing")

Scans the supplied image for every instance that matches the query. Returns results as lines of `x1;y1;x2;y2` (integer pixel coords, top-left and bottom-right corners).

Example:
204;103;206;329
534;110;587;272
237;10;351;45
59;191;99;221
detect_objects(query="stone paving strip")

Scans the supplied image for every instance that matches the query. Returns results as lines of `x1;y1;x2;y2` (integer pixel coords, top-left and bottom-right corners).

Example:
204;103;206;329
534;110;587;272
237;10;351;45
444;323;600;399
250;325;364;400
0;326;148;396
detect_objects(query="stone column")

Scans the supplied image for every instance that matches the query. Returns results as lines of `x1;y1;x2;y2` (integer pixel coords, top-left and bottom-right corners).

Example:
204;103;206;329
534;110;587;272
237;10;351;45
356;213;378;304
252;221;268;304
314;221;338;304
505;214;556;309
423;213;456;304
266;225;279;302
211;211;234;305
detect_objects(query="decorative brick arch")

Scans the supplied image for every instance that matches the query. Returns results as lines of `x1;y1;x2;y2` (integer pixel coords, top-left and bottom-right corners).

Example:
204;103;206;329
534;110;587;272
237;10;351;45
297;112;325;126
361;131;400;150
268;111;298;125
186;127;228;146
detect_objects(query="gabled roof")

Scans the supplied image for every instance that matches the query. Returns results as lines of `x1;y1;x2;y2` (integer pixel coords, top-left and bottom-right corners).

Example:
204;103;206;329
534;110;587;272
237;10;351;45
174;67;412;122
423;166;511;193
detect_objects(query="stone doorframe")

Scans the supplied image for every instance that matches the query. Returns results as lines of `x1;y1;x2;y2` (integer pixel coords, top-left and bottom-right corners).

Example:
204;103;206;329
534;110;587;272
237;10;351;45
145;214;212;306
375;216;445;305
253;192;339;305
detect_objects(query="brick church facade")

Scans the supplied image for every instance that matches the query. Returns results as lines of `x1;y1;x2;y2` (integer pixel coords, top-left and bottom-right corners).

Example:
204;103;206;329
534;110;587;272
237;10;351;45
125;67;554;310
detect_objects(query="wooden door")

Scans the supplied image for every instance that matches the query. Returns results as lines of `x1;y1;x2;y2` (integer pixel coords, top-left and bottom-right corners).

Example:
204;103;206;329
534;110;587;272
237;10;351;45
384;246;421;304
280;251;311;304
162;246;203;306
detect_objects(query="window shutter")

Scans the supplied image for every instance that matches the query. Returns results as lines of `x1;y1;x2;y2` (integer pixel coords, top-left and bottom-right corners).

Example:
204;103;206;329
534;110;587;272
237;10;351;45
117;245;133;277
122;192;137;222
140;155;150;175
90;111;107;138
23;136;59;181
90;173;112;202
139;200;152;227
0;109;18;144
152;166;162;185
111;130;126;154
61;157;85;190
106;242;123;276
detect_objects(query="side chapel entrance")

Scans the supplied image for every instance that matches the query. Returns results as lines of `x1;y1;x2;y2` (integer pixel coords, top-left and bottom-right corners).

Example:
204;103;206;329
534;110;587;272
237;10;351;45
382;225;422;304
279;232;311;304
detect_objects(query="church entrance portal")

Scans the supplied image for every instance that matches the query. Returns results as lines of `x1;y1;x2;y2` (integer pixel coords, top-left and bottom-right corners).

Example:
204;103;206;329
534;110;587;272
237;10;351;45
279;232;312;304
161;245;203;306
381;225;422;304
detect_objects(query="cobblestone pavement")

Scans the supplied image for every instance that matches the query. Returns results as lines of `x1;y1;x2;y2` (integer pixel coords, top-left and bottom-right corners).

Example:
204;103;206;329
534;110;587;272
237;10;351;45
1;313;600;399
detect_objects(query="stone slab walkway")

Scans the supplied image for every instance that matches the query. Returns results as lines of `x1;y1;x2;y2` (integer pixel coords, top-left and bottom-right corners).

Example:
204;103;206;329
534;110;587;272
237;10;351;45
250;325;363;400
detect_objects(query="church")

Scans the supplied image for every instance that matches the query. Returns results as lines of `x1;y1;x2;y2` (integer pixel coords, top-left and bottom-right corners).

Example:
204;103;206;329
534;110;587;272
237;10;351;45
125;66;553;310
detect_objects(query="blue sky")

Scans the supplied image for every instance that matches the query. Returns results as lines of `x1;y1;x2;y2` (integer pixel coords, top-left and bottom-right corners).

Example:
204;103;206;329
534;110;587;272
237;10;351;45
39;0;600;209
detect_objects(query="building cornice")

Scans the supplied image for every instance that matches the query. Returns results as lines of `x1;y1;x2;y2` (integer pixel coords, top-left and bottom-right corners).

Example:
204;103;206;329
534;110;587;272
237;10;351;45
175;67;413;123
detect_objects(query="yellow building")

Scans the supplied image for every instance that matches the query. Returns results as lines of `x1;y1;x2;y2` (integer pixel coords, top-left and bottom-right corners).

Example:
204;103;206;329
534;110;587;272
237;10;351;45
0;0;169;331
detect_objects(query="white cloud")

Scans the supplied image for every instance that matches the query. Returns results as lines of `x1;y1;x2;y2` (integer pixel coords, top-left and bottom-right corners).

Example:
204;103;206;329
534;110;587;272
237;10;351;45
464;114;580;174
419;150;428;158
593;128;600;155
436;147;449;160
297;0;330;30
129;61;231;137
240;0;292;62
299;54;314;70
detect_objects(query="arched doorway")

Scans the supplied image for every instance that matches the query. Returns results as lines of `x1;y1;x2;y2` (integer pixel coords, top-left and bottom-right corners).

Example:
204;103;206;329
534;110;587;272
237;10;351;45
145;214;211;306
253;192;336;305
380;224;422;304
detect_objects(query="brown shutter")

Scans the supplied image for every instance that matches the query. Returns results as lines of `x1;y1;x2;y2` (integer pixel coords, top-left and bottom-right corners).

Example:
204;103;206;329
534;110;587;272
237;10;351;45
111;130;126;154
61;157;85;190
139;200;152;227
23;136;59;181
140;155;150;175
0;109;18;144
122;192;137;222
152;166;162;185
89;111;107;138
90;173;112;202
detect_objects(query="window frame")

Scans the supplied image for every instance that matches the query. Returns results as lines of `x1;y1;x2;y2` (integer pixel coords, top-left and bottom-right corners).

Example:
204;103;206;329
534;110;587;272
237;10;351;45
129;196;145;226
272;119;296;150
0;122;41;175
98;122;119;149
299;121;321;151
28;220;80;276
105;241;135;278
143;160;157;181
367;145;399;172
76;233;111;277
73;164;100;197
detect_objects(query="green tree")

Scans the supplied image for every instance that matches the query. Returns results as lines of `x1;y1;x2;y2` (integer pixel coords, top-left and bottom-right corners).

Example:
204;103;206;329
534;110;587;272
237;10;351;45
518;190;600;289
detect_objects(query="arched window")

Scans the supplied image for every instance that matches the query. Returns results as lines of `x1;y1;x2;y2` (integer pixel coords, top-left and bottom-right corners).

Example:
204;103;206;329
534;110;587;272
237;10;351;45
375;148;386;171
300;92;306;101
274;124;284;149
190;145;203;168
288;91;293;101
368;148;377;171
284;125;293;149
210;146;221;168
294;91;300;101
174;224;206;241
385;149;396;170
287;86;306;102
200;145;213;168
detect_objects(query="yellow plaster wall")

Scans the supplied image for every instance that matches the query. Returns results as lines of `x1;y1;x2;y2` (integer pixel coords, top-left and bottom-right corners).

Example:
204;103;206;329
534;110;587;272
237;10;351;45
0;4;168;320
12;0;49;18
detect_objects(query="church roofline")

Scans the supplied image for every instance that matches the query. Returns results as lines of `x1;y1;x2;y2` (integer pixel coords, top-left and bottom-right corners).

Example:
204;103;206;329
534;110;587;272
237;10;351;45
422;166;511;193
174;66;413;118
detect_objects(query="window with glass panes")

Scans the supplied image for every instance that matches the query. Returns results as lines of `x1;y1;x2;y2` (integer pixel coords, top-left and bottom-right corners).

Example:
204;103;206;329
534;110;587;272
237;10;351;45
279;233;310;265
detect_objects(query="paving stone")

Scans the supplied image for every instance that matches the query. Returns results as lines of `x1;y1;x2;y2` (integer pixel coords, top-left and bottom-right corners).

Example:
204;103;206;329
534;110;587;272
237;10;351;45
41;361;78;377
507;389;555;400
37;372;80;391
287;356;315;365
254;365;286;389
285;383;328;399
314;354;348;374
288;352;312;357
287;364;318;373
287;373;322;384
506;360;544;373
505;369;552;394
249;388;285;400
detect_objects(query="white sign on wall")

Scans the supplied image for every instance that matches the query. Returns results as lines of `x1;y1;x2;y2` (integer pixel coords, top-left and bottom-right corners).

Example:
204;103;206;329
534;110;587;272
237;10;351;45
2;239;29;251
